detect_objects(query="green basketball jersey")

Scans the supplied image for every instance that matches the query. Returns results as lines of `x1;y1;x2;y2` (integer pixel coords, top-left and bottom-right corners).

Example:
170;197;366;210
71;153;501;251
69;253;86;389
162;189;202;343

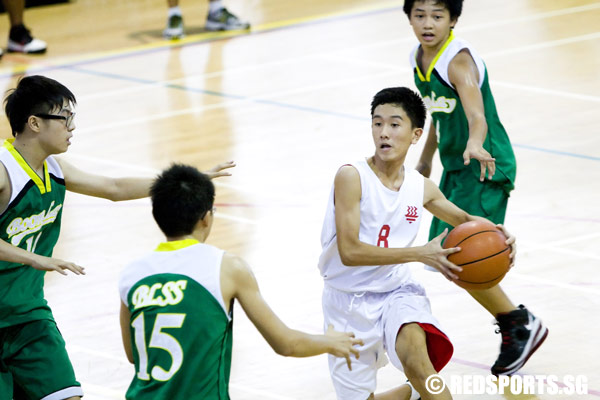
0;140;65;328
410;31;516;192
119;239;233;400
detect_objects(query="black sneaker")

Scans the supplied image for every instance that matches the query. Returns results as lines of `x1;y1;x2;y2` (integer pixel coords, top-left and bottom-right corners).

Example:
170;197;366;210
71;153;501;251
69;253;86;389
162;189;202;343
492;305;548;375
7;24;47;54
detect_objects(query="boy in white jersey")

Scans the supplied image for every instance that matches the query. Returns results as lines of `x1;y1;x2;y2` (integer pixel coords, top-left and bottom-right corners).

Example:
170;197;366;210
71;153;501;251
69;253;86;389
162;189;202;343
318;87;516;400
0;75;233;400
403;0;547;376
119;164;363;399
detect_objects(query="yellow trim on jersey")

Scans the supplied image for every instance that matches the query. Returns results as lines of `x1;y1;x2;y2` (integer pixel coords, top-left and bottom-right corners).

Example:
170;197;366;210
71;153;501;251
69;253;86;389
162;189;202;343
415;30;455;82
3;139;51;194
155;239;200;252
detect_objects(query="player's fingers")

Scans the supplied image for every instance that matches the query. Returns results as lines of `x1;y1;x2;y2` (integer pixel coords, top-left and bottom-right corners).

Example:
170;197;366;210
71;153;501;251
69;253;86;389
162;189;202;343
214;161;236;171
434;228;449;242
353;338;364;346
444;246;461;255
442;261;461;279
345;355;352;371
63;263;85;275
488;161;496;179
53;265;68;275
350;346;360;359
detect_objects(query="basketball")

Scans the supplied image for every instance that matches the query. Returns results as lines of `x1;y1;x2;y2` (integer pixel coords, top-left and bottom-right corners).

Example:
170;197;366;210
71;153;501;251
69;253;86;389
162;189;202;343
442;221;511;290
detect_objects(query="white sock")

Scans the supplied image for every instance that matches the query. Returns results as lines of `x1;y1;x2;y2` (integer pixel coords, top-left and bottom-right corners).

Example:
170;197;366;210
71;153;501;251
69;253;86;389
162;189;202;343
168;6;182;17
208;0;223;14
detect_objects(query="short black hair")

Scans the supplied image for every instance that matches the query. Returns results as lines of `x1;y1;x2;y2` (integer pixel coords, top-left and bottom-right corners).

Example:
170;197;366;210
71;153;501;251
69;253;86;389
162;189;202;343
370;87;427;129
403;0;463;20
151;164;215;237
4;75;77;136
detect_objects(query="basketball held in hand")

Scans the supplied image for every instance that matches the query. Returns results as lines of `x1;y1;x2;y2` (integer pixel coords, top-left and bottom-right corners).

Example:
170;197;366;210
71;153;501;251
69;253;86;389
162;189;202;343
443;221;511;290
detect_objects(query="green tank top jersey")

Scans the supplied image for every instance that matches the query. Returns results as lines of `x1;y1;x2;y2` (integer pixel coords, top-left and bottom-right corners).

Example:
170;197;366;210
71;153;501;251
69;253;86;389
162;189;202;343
410;31;516;191
119;240;233;400
0;140;65;328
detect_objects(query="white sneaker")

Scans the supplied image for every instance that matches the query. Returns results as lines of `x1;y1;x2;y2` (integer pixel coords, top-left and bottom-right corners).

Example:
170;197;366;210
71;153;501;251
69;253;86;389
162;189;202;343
164;14;184;39
205;7;250;31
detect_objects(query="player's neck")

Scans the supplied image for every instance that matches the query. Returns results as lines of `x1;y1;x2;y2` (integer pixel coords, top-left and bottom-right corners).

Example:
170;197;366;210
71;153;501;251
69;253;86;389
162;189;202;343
167;232;207;243
368;156;405;191
12;137;48;174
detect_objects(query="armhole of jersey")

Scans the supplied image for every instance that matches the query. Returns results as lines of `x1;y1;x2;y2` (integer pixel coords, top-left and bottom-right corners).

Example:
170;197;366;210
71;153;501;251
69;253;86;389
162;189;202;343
0;160;12;216
443;43;486;90
334;163;361;205
214;249;231;320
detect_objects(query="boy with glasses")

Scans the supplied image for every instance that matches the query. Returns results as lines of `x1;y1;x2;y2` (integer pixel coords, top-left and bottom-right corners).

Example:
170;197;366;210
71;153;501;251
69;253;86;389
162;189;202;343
0;75;232;400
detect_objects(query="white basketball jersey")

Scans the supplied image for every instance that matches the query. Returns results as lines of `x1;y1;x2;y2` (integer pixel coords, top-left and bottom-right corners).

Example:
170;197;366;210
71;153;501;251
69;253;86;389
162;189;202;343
318;160;424;293
119;239;229;318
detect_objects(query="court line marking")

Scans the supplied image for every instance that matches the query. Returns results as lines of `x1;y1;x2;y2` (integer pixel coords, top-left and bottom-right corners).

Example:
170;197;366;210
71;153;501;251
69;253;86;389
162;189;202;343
2;1;598;78
55;28;600;163
79;379;298;400
510;272;600;295
0;1;404;77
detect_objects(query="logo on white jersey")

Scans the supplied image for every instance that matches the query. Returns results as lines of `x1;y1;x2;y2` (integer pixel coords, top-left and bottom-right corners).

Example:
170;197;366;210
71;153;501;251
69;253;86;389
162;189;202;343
6;201;62;246
423;91;457;114
405;206;418;223
132;279;188;310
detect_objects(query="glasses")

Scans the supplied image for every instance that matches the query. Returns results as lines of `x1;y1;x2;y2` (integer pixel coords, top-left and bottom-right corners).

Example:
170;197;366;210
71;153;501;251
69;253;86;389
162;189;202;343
35;112;75;127
201;207;217;219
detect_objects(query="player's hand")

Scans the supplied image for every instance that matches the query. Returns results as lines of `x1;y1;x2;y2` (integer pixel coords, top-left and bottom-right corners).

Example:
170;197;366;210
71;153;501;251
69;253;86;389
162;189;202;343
325;324;363;371
496;224;516;268
30;255;85;276
419;228;463;280
415;160;432;178
463;140;495;181
203;161;236;179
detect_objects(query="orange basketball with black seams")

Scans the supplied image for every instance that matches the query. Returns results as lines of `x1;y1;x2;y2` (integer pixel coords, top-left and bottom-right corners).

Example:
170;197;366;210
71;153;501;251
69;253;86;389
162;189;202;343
442;221;511;290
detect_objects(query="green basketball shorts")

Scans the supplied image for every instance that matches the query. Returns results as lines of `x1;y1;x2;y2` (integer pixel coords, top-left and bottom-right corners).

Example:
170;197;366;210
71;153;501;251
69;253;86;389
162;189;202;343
0;319;83;400
429;168;510;240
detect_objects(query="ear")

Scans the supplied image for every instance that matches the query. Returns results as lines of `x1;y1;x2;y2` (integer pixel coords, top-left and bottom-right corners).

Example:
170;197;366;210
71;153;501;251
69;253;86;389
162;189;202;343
27;115;42;133
450;17;459;29
411;127;423;144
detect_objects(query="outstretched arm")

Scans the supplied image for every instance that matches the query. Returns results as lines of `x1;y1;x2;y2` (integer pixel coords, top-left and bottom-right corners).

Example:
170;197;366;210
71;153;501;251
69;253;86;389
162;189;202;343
449;49;495;181
0;239;85;275
221;253;362;370
415;121;438;178
57;159;236;201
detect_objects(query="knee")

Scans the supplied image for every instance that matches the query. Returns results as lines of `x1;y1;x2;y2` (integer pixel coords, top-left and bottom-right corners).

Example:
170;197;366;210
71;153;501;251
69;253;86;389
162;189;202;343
399;351;433;382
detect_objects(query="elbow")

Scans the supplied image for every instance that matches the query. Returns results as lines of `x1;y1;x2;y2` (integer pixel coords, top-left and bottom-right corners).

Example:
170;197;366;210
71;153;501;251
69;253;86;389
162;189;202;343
339;246;361;266
273;342;294;357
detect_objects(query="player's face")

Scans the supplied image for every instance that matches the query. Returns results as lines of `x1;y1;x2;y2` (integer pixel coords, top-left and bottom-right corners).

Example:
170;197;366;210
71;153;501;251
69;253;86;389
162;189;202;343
409;0;456;50
38;100;75;154
371;104;422;162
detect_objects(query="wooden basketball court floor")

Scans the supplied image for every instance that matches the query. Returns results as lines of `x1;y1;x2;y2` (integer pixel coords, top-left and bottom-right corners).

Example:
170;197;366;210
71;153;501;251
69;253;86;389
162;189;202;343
0;0;598;399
